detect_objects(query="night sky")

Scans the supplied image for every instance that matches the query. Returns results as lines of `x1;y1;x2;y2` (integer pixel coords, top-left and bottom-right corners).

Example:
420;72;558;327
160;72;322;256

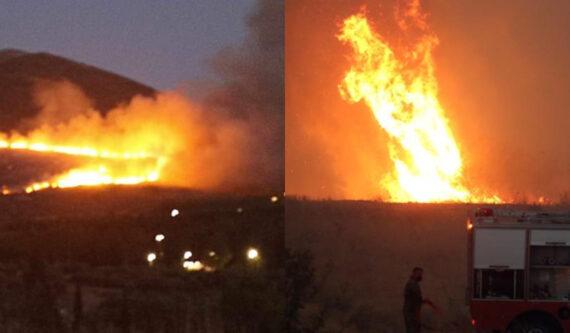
0;0;255;89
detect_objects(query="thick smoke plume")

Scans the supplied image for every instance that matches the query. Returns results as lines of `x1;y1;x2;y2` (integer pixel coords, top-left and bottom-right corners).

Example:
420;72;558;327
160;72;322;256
8;0;283;194
10;80;249;190
202;0;284;192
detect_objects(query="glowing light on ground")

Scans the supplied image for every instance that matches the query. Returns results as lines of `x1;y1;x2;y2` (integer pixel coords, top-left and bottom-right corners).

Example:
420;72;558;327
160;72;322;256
247;247;259;261
171;209;179;217
147;252;157;265
154;234;165;242
183;260;204;271
337;1;499;203
183;251;192;260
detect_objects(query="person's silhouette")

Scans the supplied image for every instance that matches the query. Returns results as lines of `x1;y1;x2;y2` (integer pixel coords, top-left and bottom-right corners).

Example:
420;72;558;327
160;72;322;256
403;267;436;333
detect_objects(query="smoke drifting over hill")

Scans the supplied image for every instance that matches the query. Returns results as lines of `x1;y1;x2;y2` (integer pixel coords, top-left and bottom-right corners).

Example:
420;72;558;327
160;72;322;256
1;80;248;191
1;0;283;194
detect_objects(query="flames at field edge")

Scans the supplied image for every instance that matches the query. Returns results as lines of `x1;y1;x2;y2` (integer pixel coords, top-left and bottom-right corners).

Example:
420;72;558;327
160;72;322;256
0;137;165;195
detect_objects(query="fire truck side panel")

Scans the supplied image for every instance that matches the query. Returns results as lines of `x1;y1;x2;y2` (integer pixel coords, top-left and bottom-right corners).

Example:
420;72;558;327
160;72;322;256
474;228;526;269
531;230;570;245
471;300;570;331
468;209;570;332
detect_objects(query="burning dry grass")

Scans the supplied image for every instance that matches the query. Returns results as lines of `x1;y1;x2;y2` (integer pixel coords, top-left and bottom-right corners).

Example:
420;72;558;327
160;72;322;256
0;80;252;193
286;0;570;203
0;0;283;195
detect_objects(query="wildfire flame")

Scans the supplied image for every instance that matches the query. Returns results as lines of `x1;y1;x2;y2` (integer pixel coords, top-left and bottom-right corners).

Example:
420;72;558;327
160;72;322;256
0;136;165;194
337;1;499;203
0;81;254;195
0;86;192;195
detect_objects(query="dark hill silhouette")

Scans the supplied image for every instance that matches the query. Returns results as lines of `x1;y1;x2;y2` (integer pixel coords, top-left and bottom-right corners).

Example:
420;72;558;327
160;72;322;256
0;49;155;132
0;49;27;63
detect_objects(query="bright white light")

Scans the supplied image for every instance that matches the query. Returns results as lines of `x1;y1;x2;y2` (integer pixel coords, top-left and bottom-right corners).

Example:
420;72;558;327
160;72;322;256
155;234;165;242
183;260;204;271
270;196;279;203
147;252;157;263
208;251;216;257
171;209;179;217
247;248;259;260
183;251;192;259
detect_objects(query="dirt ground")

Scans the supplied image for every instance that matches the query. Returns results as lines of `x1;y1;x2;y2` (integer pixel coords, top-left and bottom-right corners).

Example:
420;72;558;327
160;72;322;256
286;199;483;332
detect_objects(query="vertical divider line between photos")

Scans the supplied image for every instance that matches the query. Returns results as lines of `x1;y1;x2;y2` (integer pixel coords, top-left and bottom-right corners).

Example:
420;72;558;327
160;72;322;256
524;228;530;301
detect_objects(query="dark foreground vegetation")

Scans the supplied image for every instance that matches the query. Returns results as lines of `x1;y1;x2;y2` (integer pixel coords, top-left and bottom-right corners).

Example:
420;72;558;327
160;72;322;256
0;186;284;332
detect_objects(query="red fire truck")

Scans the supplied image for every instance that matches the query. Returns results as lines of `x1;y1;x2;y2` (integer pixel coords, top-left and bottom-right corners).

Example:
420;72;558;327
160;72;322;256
468;207;570;333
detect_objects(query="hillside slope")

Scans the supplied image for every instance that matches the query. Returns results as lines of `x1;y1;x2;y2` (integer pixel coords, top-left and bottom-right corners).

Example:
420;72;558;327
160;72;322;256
0;49;155;132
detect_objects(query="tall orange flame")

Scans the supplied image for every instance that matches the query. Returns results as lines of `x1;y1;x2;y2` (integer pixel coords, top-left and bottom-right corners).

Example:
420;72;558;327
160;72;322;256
338;2;499;203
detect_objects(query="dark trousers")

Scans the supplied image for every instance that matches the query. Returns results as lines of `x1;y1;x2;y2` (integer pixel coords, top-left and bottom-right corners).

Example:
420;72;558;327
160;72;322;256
403;311;421;333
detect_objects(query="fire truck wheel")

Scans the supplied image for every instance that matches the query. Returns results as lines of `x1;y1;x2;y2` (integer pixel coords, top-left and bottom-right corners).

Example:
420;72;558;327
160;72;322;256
507;313;563;333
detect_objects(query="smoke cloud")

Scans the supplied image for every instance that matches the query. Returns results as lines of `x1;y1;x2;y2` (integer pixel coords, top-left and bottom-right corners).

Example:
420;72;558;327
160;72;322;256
6;79;249;191
204;0;284;192
5;0;284;194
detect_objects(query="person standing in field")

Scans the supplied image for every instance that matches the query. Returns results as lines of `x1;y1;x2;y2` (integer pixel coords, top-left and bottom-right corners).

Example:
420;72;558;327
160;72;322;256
403;267;436;333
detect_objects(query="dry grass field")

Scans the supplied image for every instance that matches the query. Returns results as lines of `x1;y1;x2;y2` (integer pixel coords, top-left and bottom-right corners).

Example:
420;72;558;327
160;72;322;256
286;199;554;332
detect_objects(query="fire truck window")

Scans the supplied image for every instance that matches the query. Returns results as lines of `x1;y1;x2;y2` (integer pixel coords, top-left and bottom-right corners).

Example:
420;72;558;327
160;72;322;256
475;269;524;299
530;268;570;300
473;270;481;298
530;246;570;266
515;269;524;299
529;245;570;300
